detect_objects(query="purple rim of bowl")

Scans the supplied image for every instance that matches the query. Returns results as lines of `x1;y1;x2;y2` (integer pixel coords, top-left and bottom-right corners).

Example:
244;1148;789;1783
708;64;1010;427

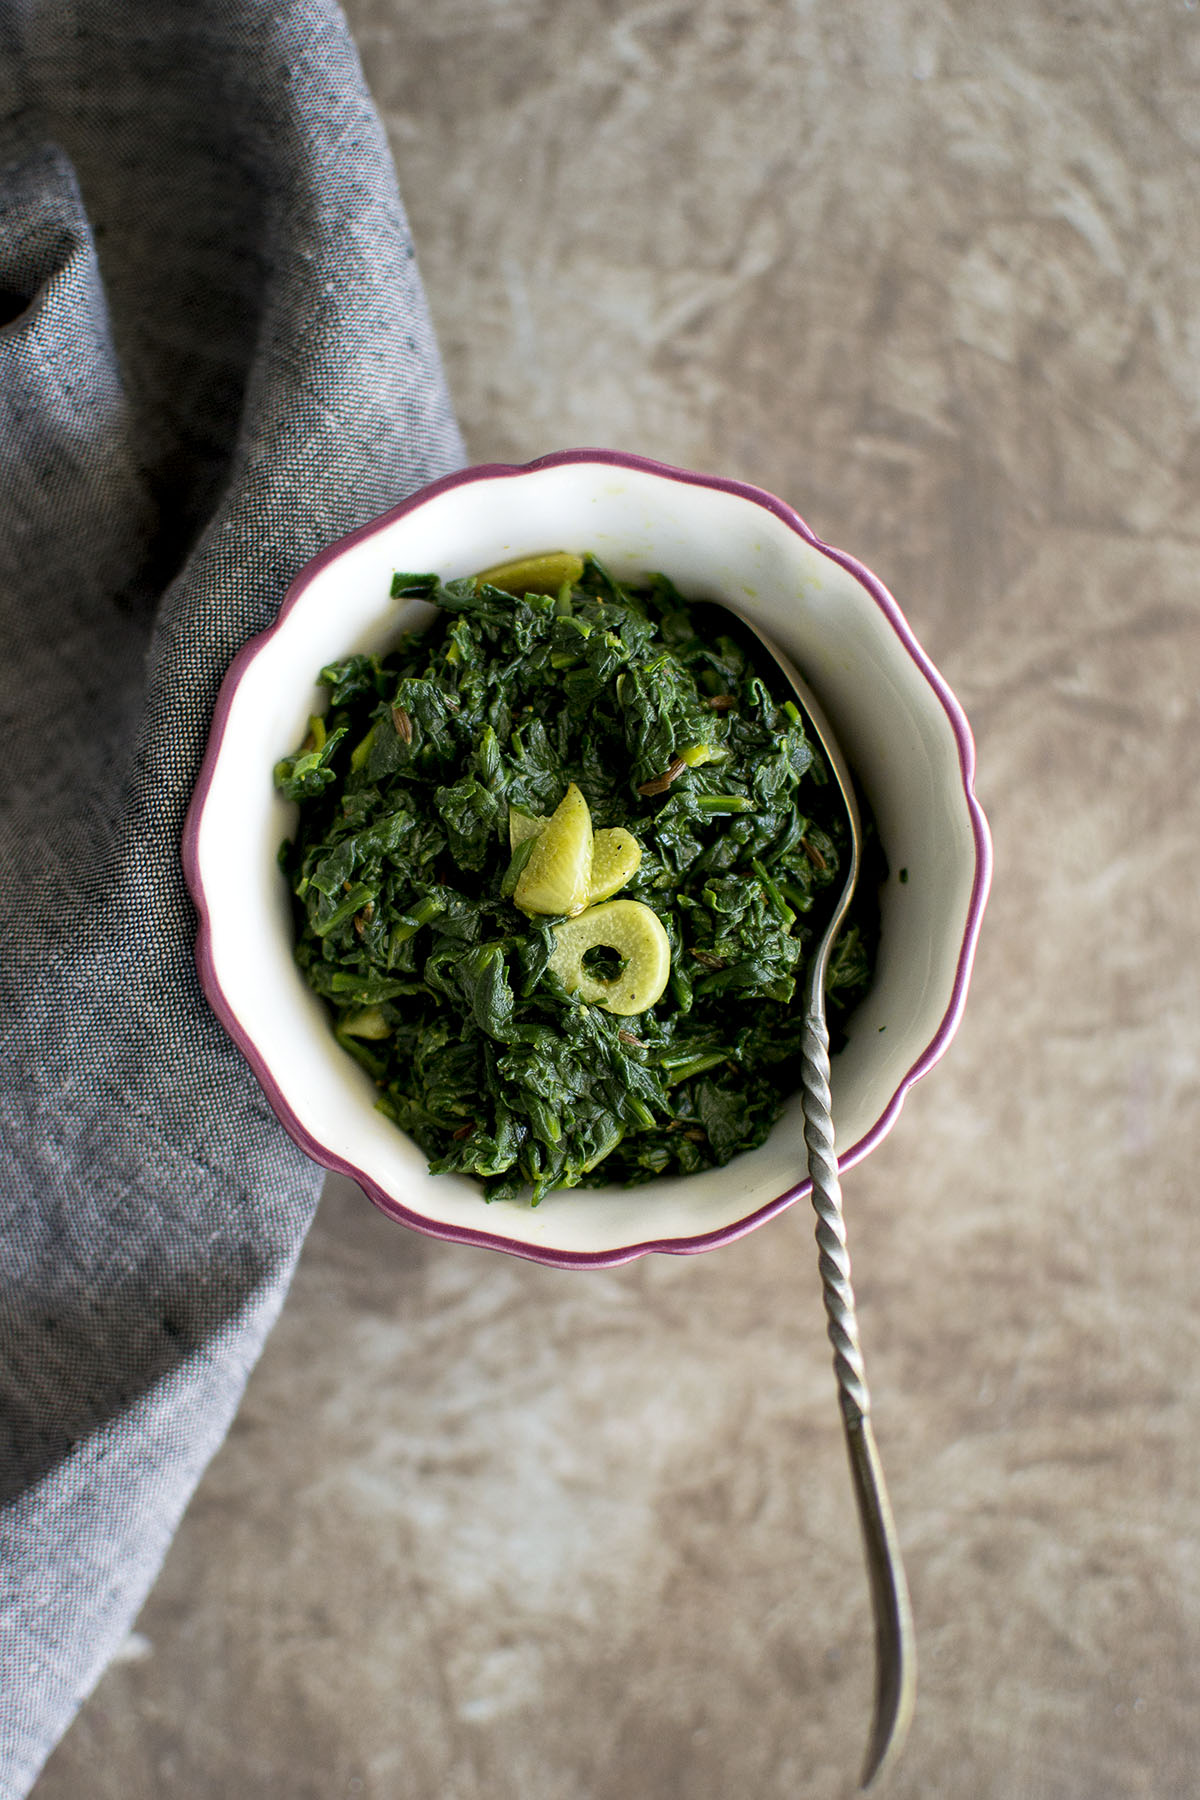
183;448;993;1270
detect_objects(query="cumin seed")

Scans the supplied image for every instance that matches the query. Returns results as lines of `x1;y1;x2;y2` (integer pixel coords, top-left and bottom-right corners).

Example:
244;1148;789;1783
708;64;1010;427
637;757;687;797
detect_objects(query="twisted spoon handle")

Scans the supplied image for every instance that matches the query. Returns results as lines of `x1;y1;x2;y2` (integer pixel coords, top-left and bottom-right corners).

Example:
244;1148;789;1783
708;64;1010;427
801;1004;917;1789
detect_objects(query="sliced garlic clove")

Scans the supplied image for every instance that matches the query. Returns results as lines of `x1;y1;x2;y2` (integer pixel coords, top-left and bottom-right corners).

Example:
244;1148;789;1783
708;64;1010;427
474;552;585;597
587;827;642;904
514;782;594;916
548;898;671;1015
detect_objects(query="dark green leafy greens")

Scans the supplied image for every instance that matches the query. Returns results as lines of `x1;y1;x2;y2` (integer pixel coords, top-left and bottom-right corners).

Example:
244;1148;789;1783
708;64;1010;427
275;558;877;1204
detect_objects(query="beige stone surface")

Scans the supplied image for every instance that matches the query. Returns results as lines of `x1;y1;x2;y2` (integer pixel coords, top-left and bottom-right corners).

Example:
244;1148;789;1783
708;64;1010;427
34;2;1200;1796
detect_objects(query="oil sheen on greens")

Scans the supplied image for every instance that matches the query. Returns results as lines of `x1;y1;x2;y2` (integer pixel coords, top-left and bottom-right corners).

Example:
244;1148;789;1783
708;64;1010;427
275;557;875;1205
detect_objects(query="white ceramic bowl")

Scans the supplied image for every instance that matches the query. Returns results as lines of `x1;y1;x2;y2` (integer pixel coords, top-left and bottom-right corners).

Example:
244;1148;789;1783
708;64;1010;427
185;450;991;1267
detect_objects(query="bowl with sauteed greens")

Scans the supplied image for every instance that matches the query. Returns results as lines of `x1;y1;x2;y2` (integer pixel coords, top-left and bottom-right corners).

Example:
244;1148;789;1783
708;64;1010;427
186;450;991;1267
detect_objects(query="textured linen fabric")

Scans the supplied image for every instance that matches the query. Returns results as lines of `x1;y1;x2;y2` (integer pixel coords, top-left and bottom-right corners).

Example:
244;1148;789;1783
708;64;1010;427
0;3;464;1792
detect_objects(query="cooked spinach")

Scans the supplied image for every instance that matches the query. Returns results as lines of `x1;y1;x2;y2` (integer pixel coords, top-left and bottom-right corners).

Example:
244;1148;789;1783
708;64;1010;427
275;557;876;1204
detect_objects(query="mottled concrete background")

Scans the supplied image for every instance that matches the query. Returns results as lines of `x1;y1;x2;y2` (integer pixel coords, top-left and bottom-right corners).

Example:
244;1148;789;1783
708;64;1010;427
35;3;1200;1797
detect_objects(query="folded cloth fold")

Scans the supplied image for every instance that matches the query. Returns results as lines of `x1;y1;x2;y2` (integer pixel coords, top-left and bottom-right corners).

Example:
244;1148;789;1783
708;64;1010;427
0;3;464;1791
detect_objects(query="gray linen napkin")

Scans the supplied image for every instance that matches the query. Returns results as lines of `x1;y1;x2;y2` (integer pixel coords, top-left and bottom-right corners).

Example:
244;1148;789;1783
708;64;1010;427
0;2;464;1790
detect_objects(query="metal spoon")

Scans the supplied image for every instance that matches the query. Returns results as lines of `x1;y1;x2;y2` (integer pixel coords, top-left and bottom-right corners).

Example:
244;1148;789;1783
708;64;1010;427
729;609;917;1789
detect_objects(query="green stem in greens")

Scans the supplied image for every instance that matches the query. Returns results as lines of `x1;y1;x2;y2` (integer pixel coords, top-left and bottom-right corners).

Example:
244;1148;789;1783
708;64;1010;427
778;879;814;916
694;793;753;814
661;1050;730;1085
349;724;376;771
311;882;375;938
388;894;446;958
752;857;796;927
